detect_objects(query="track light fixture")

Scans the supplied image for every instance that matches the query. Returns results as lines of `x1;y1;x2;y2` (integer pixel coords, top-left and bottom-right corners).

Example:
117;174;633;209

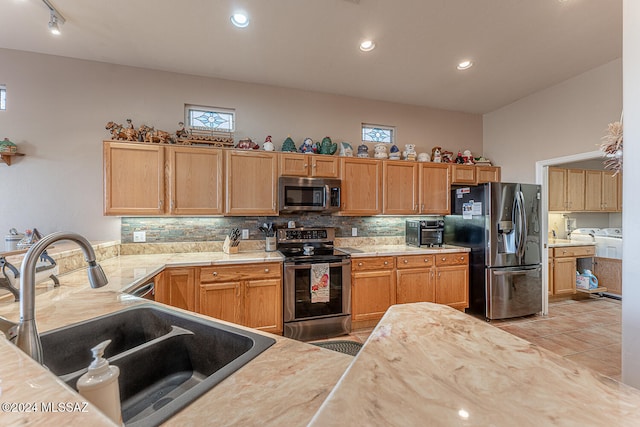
42;0;65;35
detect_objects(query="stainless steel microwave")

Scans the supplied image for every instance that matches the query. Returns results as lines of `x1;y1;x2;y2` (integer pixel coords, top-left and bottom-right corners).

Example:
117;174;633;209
278;177;341;213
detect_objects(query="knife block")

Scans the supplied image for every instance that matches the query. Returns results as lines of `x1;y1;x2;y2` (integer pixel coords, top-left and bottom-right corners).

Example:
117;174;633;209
222;236;238;254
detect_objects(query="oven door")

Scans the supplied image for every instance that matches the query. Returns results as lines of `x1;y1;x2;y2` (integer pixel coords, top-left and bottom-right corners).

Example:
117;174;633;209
283;258;351;323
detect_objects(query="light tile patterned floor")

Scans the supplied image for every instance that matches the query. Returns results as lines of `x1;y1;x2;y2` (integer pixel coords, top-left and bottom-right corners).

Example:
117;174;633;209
491;296;622;380
345;296;621;379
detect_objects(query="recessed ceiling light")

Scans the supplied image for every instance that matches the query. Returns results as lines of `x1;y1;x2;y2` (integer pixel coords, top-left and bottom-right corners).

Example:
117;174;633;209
457;60;473;70
230;12;249;28
360;40;375;52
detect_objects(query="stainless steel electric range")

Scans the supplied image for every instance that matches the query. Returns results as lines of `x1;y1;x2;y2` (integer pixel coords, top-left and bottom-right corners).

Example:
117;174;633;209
277;227;351;341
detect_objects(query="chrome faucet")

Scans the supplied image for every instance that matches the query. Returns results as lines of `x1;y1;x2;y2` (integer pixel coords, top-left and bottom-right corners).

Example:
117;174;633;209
14;232;108;364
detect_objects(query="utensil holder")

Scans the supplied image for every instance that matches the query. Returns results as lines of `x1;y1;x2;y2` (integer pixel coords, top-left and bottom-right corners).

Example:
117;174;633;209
223;236;239;254
265;236;276;252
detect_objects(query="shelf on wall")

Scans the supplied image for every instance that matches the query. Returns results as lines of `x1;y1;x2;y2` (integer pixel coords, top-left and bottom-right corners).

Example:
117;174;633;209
0;152;24;166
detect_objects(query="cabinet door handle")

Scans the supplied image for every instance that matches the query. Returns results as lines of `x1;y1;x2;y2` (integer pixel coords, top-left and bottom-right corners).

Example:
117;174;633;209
312;164;317;168
424;259;429;263
159;199;163;209
170;200;175;210
264;268;269;273
421;204;425;211
304;163;308;168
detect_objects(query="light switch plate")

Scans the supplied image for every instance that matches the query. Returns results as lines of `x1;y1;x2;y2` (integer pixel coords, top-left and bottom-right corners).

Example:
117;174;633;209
133;231;146;243
242;229;249;239
352;227;358;237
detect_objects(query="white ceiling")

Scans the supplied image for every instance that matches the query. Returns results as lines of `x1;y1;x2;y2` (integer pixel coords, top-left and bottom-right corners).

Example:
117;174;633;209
0;0;622;114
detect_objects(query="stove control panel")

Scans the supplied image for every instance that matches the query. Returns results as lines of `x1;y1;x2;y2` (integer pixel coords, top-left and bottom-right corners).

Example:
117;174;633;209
277;227;335;243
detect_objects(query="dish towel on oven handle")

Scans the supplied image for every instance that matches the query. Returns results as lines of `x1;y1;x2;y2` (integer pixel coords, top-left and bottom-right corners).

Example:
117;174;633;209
310;263;330;303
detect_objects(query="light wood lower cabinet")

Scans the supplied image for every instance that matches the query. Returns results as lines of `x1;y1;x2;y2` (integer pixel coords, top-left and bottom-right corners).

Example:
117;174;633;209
549;245;595;296
353;252;469;325
155;268;196;312
197;263;283;334
351;257;395;323
594;257;622;296
434;253;469;310
396;255;435;304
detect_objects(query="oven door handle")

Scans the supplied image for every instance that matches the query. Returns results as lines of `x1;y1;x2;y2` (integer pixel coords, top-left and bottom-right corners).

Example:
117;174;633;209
285;259;351;268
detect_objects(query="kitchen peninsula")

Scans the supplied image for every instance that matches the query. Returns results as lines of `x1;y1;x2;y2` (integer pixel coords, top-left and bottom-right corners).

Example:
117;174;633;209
1;245;640;426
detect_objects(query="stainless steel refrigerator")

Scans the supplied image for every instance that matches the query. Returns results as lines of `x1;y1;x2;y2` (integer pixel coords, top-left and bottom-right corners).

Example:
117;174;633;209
444;182;542;320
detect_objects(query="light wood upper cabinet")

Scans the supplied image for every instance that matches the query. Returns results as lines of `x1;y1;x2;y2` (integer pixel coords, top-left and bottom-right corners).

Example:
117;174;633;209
280;153;339;178
168;146;223;215
476;166;501;184
382;161;419;214
566;169;585;211
601;171;619;211
450;164;476;185
419;163;450;215
104;141;165;215
584;170;603;211
548;167;567;211
551;167;621;213
225;150;279;216
340;158;382;215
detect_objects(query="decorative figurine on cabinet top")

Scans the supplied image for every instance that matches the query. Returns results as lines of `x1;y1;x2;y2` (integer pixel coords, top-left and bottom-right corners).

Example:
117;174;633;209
235;137;260;149
402;144;417;161
263;135;275;151
455;150;465;164
417;152;430;162
282;136;297;152
318;136;337;155
374;143;388;159
463;150;475;164
357;143;369;158
441;150;454;163
340;141;354;157
388;144;400;160
299;138;317;154
431;146;442;163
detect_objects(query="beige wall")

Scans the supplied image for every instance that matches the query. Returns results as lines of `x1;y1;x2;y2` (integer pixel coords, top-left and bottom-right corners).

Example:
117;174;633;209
483;58;622;183
622;0;640;387
0;48;482;241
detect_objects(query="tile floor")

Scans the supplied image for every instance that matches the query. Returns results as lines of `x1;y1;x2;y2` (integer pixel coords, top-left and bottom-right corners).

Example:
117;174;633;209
345;296;622;380
493;295;622;380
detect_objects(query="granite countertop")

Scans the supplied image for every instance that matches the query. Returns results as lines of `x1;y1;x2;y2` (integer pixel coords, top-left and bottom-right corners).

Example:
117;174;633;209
337;244;470;257
548;239;596;248
0;250;349;426
310;303;640;426
3;246;638;426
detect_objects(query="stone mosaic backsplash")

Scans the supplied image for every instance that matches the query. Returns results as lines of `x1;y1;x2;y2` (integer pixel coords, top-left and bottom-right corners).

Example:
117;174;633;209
121;215;442;243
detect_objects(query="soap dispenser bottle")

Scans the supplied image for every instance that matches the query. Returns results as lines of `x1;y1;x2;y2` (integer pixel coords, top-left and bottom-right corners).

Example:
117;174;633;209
76;339;122;424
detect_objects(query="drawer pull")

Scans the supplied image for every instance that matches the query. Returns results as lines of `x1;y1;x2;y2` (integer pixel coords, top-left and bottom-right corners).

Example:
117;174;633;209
212;272;218;277
358;262;363;266
460;257;464;260
264;268;269;273
442;257;446;261
403;259;408;264
424;259;429;262
384;261;388;265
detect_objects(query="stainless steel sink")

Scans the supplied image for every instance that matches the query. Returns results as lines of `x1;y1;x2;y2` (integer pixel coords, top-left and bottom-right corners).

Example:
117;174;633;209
40;304;276;426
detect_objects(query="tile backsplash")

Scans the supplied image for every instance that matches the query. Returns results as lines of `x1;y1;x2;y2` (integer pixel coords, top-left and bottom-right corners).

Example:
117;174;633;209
121;215;442;243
